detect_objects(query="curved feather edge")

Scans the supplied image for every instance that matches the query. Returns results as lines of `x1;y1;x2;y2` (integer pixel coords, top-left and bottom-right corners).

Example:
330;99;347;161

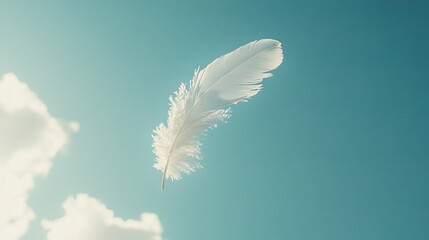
152;39;284;190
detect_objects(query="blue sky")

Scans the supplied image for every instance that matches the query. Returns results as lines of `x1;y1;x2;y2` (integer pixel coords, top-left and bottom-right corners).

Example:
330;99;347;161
1;1;428;240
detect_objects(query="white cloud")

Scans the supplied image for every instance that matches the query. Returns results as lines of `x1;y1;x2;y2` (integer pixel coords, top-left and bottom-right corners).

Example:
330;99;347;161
0;73;164;240
0;73;78;240
42;194;163;240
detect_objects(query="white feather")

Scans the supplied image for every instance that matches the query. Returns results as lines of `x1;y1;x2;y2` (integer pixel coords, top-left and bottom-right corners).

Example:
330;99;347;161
152;39;284;189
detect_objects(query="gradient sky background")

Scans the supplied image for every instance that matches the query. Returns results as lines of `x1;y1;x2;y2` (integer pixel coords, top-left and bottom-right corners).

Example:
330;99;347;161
1;0;429;239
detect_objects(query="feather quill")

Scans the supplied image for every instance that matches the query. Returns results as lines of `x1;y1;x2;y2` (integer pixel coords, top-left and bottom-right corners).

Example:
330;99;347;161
152;39;284;190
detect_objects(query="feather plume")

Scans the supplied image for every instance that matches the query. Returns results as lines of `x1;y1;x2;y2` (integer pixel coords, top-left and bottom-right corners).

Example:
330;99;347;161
152;39;284;190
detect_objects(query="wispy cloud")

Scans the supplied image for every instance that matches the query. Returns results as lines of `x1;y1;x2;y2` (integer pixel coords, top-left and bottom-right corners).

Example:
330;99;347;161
42;194;163;240
0;73;78;240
